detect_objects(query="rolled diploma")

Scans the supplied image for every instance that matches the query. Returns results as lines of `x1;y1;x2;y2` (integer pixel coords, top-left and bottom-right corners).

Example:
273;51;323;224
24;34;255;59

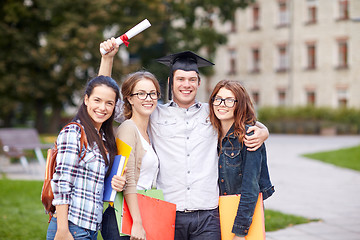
100;19;151;54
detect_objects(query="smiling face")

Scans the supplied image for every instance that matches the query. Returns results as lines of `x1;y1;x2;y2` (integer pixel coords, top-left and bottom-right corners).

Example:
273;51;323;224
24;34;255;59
128;78;158;118
172;69;200;109
84;84;116;130
213;87;236;125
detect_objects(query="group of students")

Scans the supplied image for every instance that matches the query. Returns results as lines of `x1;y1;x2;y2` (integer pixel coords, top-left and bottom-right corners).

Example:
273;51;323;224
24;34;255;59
46;37;274;240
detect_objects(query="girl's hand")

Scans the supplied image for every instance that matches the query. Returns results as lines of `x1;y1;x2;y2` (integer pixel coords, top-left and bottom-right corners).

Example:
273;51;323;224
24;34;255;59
111;168;127;192
232;236;245;240
99;37;119;58
54;229;74;240
130;221;146;240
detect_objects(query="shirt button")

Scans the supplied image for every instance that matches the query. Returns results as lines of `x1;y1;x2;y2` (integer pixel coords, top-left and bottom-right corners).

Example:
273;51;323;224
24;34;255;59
187;153;190;157
187;187;190;190
186;122;189;124
187;137;189;140
187;171;190;174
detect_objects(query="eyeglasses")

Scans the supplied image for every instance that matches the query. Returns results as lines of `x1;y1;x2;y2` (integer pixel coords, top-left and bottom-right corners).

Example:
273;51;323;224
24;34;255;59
212;97;238;108
130;92;160;100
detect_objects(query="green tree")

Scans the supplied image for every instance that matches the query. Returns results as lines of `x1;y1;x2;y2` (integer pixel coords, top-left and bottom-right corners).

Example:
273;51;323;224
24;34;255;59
0;0;253;132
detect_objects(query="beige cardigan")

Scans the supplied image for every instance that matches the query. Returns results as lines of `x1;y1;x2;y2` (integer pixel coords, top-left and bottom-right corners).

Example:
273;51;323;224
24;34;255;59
116;119;146;195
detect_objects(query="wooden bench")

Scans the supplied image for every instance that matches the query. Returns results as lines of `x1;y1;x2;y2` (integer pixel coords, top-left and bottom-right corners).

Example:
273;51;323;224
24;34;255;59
0;128;52;169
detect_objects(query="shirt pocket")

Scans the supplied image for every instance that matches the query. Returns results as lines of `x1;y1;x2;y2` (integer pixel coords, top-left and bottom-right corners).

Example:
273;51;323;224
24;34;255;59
155;118;177;138
224;149;242;167
78;146;104;175
196;117;216;138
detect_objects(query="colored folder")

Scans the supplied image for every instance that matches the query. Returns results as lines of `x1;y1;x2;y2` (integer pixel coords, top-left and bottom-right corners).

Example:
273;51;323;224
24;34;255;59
113;189;176;240
103;155;126;202
219;193;265;240
103;139;132;202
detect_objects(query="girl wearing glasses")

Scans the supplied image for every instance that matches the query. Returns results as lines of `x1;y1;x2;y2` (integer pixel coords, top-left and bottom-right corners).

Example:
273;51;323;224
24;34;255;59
208;80;274;240
101;70;161;240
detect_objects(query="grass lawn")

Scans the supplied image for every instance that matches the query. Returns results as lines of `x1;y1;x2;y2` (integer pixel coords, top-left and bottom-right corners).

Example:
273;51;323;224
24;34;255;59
303;145;360;171
0;178;315;239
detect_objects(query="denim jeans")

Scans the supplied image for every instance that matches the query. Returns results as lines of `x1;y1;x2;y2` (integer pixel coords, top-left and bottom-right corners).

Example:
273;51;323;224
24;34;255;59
46;217;98;240
101;205;130;240
174;208;221;240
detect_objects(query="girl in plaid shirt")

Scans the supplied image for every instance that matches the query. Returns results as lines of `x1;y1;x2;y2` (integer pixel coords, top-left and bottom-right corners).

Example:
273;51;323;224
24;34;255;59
47;76;126;240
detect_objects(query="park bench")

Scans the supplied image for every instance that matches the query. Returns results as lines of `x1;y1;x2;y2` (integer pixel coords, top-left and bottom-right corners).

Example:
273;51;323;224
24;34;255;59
0;128;52;170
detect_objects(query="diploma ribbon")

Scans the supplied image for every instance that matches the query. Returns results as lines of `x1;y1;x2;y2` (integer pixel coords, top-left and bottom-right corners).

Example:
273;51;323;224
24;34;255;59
120;34;129;47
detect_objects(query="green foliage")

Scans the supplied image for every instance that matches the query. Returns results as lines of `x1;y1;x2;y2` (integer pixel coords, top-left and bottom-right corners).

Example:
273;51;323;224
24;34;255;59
0;179;48;239
258;106;360;134
264;209;319;232
303;145;360;171
0;178;314;238
0;0;255;132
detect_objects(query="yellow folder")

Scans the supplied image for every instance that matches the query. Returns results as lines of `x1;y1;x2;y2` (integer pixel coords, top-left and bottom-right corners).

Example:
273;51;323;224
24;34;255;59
115;138;132;176
219;193;265;240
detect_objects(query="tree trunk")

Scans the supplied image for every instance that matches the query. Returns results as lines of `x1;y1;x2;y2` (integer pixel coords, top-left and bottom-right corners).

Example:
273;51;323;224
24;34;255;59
48;104;62;134
34;100;46;133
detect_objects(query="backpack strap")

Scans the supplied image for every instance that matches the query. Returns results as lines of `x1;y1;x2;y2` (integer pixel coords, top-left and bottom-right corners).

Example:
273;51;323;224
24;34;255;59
58;122;88;160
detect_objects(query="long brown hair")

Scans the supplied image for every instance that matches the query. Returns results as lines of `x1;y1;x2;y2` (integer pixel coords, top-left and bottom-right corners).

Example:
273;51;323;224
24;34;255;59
73;75;119;176
209;80;257;143
121;71;160;119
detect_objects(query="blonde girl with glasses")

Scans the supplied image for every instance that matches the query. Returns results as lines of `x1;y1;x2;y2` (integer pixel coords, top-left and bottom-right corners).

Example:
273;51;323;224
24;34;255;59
101;71;161;240
208;80;274;240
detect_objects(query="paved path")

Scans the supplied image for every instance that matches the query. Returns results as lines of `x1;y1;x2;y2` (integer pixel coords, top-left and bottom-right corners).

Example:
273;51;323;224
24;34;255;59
1;134;360;239
264;134;360;240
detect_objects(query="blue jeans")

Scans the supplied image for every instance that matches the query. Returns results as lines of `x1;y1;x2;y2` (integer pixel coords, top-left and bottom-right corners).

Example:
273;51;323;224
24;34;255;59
46;217;98;240
175;208;221;240
101;205;130;240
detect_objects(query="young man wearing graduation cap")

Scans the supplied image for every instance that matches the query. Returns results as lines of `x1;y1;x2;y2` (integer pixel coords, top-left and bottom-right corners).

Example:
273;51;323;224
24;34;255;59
99;39;269;240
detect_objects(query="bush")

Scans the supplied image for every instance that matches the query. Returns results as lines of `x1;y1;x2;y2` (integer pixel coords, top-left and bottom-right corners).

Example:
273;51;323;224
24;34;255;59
257;106;360;135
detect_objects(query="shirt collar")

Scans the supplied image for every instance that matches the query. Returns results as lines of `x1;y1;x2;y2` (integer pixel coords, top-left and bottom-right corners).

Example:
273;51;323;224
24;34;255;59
168;100;201;109
224;123;237;139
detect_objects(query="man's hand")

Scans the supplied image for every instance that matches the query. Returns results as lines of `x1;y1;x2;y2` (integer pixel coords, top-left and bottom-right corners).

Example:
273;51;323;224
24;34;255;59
244;125;269;151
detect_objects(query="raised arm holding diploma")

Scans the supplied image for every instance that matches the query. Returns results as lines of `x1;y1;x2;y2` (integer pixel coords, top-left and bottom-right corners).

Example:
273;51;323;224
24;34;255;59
100;19;151;55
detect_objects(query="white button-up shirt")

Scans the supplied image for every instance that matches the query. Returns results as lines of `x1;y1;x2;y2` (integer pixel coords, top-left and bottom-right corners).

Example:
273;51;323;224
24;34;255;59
149;101;219;211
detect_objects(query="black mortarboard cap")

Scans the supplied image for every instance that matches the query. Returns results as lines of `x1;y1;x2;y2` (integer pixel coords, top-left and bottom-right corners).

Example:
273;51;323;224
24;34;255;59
156;51;214;100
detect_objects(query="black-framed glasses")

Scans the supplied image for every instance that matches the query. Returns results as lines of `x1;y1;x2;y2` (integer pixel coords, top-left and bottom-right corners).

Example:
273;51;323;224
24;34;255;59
212;97;238;107
130;92;160;100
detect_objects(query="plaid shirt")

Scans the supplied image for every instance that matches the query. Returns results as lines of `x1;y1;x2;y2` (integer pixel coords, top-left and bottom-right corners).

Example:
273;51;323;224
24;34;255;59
51;123;106;231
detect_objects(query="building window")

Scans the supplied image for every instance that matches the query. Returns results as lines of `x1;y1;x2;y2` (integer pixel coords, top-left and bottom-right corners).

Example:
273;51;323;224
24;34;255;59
278;89;286;106
252;91;259;105
251;47;260;73
278;0;289;27
337;88;348;107
277;44;288;72
251;4;260;30
306;0;317;24
338;0;349;20
306;42;316;70
337;38;348;69
306;90;316;106
228;49;237;75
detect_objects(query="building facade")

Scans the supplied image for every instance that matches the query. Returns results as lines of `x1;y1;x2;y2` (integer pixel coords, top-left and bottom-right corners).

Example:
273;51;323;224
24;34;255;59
200;0;360;109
